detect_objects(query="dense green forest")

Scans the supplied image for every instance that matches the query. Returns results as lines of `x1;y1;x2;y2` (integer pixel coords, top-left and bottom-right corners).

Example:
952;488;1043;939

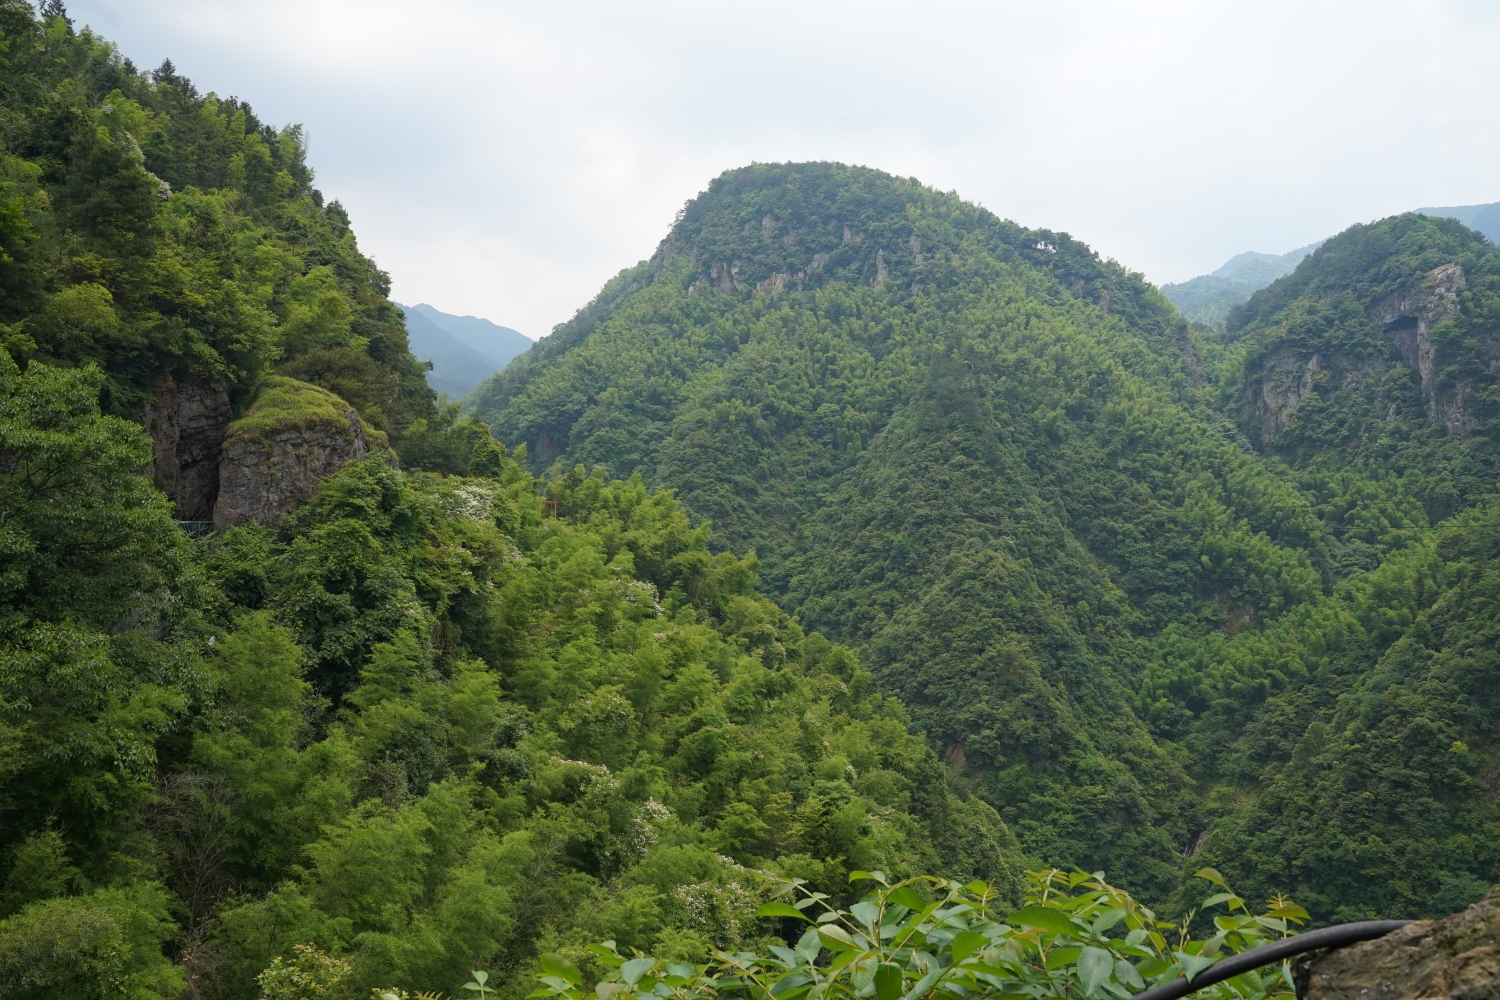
0;7;1018;998
3;2;1498;997
473;170;1500;922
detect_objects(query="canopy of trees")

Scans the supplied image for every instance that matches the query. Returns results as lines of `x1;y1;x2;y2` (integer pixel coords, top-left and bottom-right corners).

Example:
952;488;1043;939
3;3;1498;998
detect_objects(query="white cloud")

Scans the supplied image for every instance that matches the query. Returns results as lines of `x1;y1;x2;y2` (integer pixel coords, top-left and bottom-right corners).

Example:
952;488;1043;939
71;0;1500;337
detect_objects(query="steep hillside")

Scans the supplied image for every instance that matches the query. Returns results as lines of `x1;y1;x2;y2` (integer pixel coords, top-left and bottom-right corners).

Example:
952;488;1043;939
1136;212;1500;920
0;11;1022;998
1219;214;1500;505
0;2;465;519
472;162;1352;899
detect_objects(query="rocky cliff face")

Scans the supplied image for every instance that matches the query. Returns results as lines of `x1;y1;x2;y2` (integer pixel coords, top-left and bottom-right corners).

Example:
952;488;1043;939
212;377;372;530
1250;262;1473;446
134;370;232;520
1375;262;1469;436
1300;887;1500;999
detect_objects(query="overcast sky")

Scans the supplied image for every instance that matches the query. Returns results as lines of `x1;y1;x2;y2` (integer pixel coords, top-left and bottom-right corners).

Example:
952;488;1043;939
68;0;1500;340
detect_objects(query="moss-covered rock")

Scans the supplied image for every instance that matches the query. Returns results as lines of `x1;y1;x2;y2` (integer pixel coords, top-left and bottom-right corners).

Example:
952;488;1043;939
213;377;381;529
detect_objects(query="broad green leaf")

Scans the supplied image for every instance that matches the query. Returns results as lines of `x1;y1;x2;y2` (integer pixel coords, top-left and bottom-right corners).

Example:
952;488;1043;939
1176;952;1218;982
541;954;581;986
1078;946;1113;996
1114;958;1145;990
795;927;822;965
1092;908;1127;934
818;925;858;952
1044;947;1082;970
950;930;986;963
1195;868;1228;889
1267;902;1311;921
1136;957;1172;979
1006;906;1081;938
888;887;928;912
758;902;814;922
620;958;655;986
666;964;696;980
874;962;903;1000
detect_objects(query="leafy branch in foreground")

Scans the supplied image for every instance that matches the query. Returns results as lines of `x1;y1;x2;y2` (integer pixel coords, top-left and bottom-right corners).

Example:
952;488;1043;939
530;868;1307;1000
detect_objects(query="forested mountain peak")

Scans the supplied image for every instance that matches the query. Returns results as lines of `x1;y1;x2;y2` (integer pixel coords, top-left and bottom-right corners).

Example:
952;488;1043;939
472;162;1500;926
4;6;1500;995
1216;212;1500;504
472;160;1349;903
486;162;1190;420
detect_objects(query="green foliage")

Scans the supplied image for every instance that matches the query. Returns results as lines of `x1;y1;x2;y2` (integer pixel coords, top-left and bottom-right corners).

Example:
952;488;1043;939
257;944;356;1000
530;869;1307;1000
5;8;1500;995
0;9;432;434
0;350;204;867
178;456;1016;998
0;882;185;1000
468;163;1338;899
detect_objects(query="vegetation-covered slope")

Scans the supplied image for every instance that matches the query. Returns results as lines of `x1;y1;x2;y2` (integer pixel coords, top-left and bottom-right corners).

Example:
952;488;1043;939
474;166;1500;921
0;9;1017;998
4;4;1499;995
471;163;1351;901
2;343;1013;996
0;0;433;448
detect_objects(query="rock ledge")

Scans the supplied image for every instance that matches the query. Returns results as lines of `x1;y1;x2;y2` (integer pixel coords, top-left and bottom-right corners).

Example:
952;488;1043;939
1300;887;1500;999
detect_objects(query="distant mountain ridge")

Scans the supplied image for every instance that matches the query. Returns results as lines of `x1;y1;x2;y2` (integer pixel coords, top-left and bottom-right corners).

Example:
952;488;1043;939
1161;242;1323;329
1415;201;1500;243
1164;200;1500;330
395;302;532;399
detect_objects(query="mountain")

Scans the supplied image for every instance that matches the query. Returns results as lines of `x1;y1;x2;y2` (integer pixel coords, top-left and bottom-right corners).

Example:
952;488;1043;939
405;302;532;369
1179;212;1500;920
472;162;1332;900
1164;200;1499;334
395;302;501;397
1161;241;1322;329
0;11;1019;999
6;2;1500;991
1417;200;1500;243
473;163;1500;921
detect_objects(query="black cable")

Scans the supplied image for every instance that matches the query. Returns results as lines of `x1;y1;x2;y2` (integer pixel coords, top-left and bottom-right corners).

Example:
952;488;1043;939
1129;920;1413;1000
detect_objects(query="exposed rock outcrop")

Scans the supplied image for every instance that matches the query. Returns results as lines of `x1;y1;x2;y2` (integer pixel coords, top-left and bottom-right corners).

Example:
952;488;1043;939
1299;887;1500;999
1257;353;1322;447
1251;263;1472;446
1375;262;1468;433
212;377;372;530
134;370;232;520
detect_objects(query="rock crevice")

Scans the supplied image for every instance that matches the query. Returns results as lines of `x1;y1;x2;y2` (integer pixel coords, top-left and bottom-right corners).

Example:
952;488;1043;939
134;370;232;521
